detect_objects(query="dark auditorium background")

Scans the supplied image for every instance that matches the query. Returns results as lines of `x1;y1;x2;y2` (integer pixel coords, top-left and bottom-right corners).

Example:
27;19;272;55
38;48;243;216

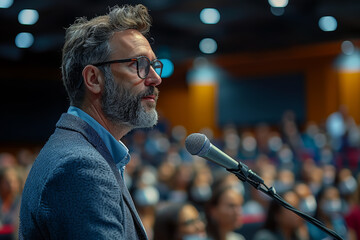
0;0;359;145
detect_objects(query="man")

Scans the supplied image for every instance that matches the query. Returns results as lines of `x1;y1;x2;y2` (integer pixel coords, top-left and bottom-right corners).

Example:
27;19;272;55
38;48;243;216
19;4;162;239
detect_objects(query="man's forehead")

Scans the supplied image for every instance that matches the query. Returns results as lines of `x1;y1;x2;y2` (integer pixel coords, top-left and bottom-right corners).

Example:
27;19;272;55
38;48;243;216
110;29;153;57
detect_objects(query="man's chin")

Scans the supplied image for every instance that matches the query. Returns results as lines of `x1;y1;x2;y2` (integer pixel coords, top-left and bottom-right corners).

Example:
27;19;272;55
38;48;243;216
141;100;157;110
132;108;158;129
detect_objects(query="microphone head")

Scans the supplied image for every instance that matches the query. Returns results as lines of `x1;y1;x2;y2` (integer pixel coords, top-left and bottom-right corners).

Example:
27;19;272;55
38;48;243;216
185;133;210;156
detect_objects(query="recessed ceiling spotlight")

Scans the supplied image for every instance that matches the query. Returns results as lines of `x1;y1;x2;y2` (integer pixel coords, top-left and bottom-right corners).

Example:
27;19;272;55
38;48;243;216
0;0;13;8
18;9;39;25
199;38;217;54
268;0;288;8
200;8;220;24
15;32;34;48
319;16;337;32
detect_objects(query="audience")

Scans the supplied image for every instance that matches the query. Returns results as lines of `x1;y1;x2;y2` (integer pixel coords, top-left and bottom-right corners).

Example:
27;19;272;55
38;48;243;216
2;108;360;239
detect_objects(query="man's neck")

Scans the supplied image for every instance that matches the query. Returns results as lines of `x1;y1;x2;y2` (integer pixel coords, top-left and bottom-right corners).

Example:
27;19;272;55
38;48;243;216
79;102;132;140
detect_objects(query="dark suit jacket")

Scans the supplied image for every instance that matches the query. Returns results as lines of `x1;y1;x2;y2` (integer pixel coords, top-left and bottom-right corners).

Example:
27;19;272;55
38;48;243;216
19;113;148;239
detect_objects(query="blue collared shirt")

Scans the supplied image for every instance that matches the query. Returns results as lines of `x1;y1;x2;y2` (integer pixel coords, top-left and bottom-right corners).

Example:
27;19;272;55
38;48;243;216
67;106;130;176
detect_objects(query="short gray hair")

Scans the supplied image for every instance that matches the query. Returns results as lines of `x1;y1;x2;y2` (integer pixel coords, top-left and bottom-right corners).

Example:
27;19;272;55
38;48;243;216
61;4;152;106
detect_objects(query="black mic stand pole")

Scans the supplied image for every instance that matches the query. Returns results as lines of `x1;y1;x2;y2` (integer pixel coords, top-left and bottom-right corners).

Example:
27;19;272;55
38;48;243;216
226;165;344;240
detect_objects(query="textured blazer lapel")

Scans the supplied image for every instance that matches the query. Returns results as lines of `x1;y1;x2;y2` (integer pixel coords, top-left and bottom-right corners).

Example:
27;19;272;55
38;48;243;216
56;113;147;238
118;175;148;238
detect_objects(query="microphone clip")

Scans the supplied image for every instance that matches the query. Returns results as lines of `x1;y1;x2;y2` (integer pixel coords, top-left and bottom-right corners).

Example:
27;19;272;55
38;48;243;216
226;164;264;190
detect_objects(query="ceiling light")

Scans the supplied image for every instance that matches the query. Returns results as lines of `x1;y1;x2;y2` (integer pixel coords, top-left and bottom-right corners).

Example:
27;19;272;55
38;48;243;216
318;16;337;32
0;0;13;8
268;0;288;8
200;8;220;24
199;38;217;54
15;32;34;48
18;9;39;25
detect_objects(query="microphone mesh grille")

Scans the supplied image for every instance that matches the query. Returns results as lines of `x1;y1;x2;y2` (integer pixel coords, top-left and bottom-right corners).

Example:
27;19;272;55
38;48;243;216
185;133;207;155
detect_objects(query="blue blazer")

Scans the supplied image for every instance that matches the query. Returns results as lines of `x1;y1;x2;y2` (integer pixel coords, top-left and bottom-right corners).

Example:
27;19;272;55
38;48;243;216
19;113;148;239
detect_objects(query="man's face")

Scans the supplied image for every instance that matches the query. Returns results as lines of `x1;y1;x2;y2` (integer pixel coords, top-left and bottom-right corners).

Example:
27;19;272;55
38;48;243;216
101;30;162;128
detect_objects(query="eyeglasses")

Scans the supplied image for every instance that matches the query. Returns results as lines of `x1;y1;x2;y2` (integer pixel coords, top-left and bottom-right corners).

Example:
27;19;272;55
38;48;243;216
93;56;163;79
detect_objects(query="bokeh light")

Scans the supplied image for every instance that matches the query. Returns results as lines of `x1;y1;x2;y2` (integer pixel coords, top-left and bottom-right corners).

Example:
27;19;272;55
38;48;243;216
0;0;13;8
200;8;220;24
268;0;288;8
199;38;217;54
15;32;34;48
18;9;39;25
159;58;174;78
319;16;337;32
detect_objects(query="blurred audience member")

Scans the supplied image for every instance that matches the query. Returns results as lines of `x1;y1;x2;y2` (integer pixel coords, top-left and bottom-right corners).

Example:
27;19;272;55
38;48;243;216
16;148;36;169
132;165;160;239
221;124;240;159
273;168;295;195
168;164;194;203
206;184;244;240
322;164;336;187
156;160;176;200
0;153;17;168
345;173;360;240
280;110;304;159
326;105;355;151
187;162;213;211
0;167;22;232
239;131;258;160
308;186;348;240
153;202;207;240
253;191;308;240
295;183;317;217
337;168;357;213
301;159;324;196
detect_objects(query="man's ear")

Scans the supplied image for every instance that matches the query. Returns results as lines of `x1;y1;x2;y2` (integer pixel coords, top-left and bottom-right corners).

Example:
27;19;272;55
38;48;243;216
82;65;104;94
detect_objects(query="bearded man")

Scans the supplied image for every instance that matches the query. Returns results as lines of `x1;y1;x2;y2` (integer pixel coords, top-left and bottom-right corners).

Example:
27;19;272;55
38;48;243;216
19;4;162;240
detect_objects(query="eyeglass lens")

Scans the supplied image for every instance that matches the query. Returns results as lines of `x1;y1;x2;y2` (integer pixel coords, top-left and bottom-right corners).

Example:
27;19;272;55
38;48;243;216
137;57;162;79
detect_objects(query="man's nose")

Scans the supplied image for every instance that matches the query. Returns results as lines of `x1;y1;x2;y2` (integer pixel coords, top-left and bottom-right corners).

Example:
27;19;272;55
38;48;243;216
145;67;162;86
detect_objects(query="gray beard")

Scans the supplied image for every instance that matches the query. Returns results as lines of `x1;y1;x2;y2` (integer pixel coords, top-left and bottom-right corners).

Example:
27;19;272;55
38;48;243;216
101;68;158;129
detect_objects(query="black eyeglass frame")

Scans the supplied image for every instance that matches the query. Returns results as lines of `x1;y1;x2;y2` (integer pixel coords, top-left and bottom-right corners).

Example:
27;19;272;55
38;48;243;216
92;56;163;79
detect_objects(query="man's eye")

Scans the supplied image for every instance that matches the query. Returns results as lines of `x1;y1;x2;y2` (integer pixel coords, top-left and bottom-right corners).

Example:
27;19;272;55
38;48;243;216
129;62;137;68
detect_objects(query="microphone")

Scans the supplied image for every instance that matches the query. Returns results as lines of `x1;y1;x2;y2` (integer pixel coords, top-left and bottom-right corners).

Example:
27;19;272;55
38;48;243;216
185;133;263;184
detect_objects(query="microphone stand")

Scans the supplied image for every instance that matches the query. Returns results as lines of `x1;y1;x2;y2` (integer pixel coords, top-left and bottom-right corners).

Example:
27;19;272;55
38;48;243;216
227;165;344;240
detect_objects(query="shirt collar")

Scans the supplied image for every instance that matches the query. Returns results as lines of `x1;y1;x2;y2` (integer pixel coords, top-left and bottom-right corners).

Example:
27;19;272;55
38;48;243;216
67;106;130;170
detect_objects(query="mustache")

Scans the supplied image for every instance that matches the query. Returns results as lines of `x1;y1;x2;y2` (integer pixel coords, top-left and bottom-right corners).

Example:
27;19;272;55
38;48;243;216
139;86;159;99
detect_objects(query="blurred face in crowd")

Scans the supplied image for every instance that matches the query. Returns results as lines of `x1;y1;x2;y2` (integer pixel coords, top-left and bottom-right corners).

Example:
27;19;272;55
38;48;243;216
0;168;21;199
295;183;317;216
101;29;162;129
177;204;206;240
210;188;243;232
319;187;342;218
